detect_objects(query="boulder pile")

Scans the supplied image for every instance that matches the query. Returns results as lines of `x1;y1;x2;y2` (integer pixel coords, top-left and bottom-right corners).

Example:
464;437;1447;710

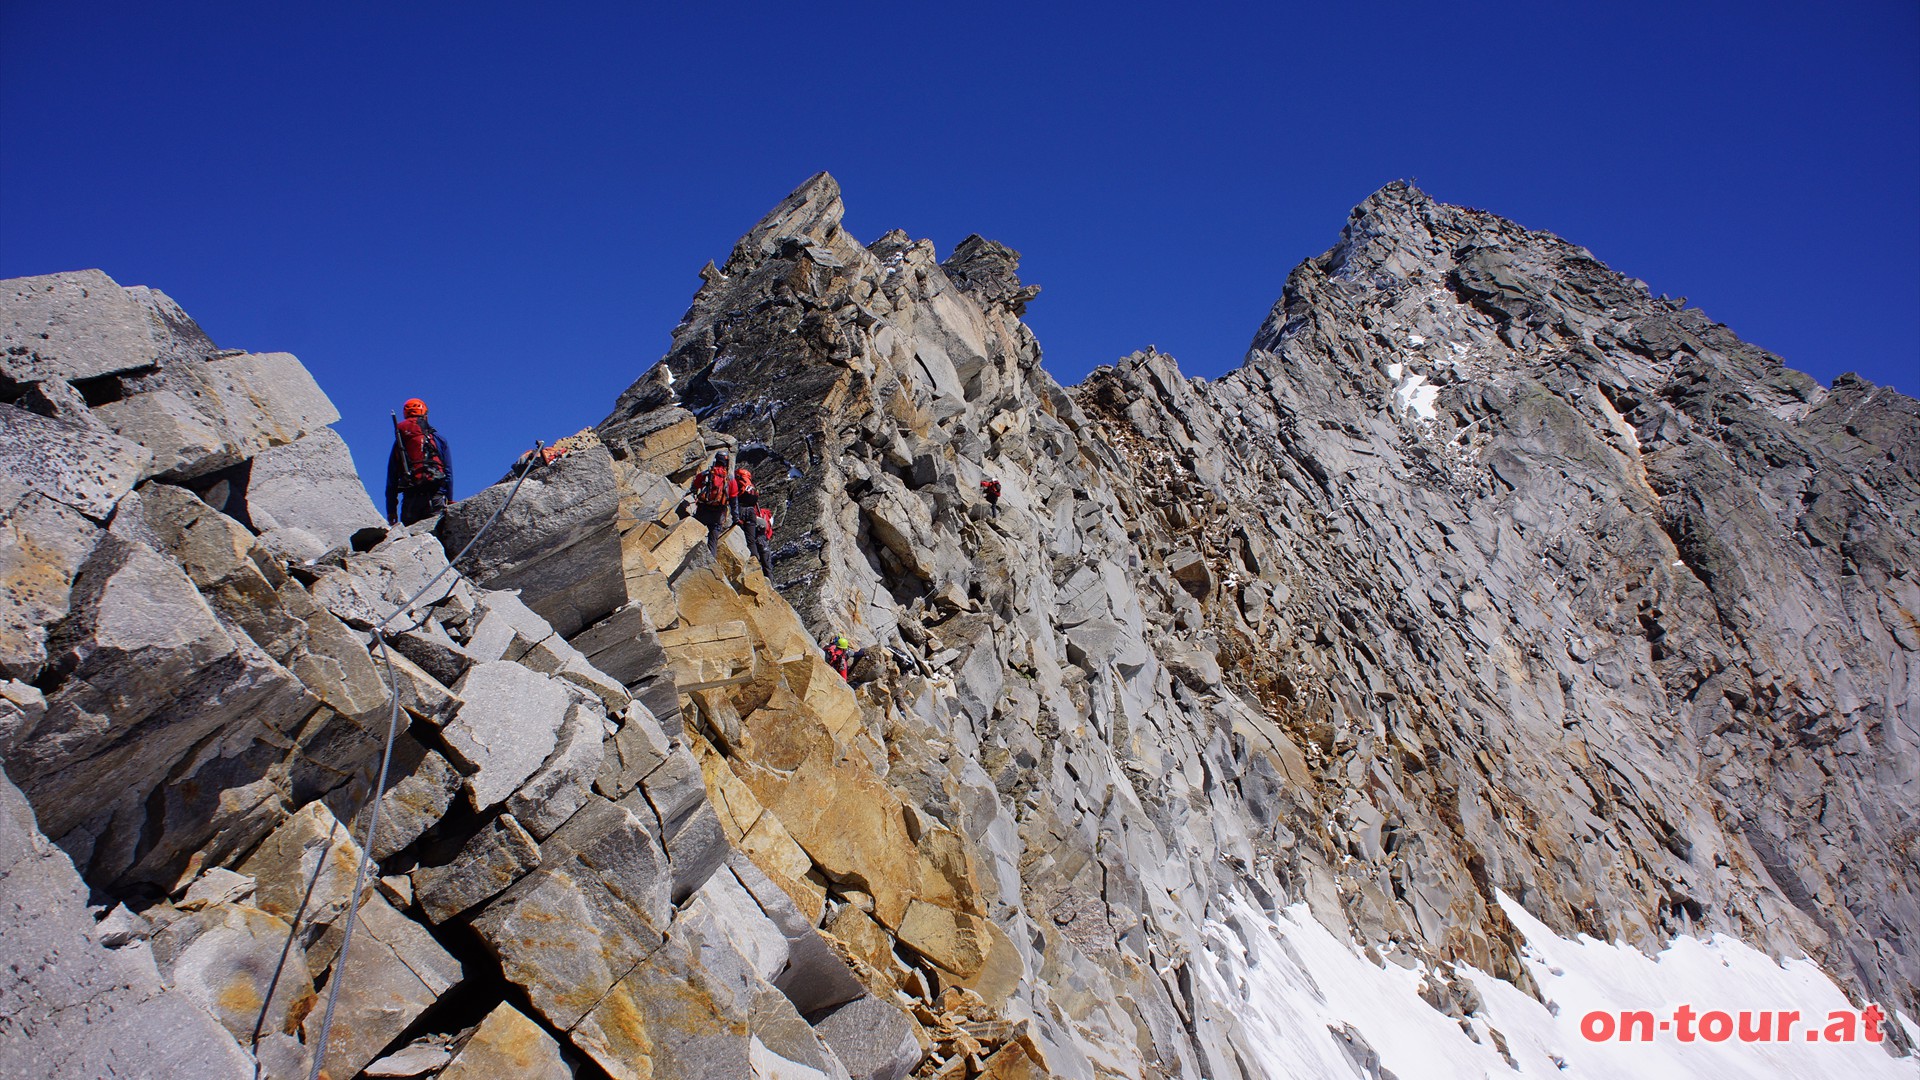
1;172;1914;1078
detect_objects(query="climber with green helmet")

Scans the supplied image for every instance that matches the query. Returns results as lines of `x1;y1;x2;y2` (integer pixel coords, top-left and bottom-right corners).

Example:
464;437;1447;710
823;634;865;682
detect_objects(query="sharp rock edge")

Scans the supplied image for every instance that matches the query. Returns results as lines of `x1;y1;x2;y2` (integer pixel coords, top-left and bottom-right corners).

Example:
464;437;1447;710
0;174;1915;1079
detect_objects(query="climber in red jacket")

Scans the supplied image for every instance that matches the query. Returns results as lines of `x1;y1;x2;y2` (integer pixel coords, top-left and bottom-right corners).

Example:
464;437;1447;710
386;398;453;526
823;635;866;682
689;454;738;557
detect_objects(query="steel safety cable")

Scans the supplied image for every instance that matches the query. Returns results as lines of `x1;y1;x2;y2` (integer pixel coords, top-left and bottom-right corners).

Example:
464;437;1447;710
296;443;542;1080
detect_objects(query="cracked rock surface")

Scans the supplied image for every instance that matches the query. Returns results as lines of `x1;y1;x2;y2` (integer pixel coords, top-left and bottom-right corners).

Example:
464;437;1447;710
0;176;1913;1079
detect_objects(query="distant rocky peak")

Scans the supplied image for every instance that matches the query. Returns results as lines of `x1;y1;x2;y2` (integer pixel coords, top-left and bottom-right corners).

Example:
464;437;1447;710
724;170;854;273
1319;180;1452;287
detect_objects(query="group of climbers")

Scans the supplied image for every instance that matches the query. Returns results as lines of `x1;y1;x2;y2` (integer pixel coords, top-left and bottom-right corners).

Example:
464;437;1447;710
688;454;775;576
688;451;889;683
383;402;781;572
381;398;985;689
386;399;596;526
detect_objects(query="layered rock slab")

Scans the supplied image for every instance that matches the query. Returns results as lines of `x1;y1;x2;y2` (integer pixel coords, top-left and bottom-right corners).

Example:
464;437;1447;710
439;1002;571;1080
472;794;672;1030
0;768;254;1080
442;660;574;811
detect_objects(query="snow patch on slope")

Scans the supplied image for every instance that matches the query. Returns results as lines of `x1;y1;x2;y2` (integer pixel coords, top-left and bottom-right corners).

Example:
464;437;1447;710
1195;892;1919;1079
1386;362;1441;421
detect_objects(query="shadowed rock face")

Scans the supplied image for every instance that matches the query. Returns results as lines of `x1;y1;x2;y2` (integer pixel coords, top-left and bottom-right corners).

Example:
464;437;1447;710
1216;183;1920;1016
0;176;1913;1079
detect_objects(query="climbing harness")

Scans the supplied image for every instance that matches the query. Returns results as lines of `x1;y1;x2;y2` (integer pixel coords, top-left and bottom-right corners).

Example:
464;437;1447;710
256;441;543;1080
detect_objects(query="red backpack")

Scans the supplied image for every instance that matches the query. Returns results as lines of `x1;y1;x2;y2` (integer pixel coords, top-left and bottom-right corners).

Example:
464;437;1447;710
397;417;448;489
756;507;773;539
694;465;734;506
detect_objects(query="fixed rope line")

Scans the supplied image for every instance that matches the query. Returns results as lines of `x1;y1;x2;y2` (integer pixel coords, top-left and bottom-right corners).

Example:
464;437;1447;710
248;820;337;1080
300;443;542;1080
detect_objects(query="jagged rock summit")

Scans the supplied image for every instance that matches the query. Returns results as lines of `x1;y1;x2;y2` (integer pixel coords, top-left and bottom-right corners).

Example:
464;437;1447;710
593;171;1920;1066
0;174;1915;1079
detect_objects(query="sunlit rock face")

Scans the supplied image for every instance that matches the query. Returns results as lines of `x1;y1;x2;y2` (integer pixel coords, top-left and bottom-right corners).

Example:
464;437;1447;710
595;173;1918;1072
0;174;1914;1079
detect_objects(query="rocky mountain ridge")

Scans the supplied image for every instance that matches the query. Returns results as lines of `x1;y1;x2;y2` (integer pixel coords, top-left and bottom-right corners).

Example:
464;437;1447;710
0;175;1914;1079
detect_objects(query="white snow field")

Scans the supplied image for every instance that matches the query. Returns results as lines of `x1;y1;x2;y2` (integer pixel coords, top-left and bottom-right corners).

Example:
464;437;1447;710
1194;891;1920;1079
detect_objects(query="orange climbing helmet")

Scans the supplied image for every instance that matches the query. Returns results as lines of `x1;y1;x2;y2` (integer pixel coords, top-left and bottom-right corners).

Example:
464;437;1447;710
403;398;428;417
735;467;752;482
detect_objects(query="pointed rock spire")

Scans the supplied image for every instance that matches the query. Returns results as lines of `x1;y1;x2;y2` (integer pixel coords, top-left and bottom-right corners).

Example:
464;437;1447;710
727;171;849;271
1317;180;1452;288
941;235;1041;315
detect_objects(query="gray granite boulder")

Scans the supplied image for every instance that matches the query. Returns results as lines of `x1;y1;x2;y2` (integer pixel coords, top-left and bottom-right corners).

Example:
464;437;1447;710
440;444;626;637
94;350;342;482
0;767;253;1080
0;487;102;680
309;532;462;629
351;745;462;860
729;855;865;1017
809;994;922;1080
414;812;542;923
149;900;316;1043
88;387;229;480
247;427;383;561
442;661;574;811
472;794;672;1030
0;269;165;384
11;534;315;884
505;701;605;838
238;800;369;963
0;403;152;519
439;1002;570;1080
301;893;461;1079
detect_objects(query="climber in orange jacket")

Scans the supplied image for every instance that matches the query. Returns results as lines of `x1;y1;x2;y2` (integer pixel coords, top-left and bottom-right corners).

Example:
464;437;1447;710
733;466;775;577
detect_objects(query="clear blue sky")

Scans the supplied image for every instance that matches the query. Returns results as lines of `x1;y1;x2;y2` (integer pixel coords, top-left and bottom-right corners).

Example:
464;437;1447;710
4;2;1915;493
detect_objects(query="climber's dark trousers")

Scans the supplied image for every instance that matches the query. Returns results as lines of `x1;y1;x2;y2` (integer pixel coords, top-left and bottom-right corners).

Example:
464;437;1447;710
695;502;728;556
400;491;447;526
743;522;774;576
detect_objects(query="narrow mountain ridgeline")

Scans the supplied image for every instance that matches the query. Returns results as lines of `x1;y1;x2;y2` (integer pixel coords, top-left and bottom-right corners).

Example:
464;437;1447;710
0;176;1914;1080
587;174;1920;1071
